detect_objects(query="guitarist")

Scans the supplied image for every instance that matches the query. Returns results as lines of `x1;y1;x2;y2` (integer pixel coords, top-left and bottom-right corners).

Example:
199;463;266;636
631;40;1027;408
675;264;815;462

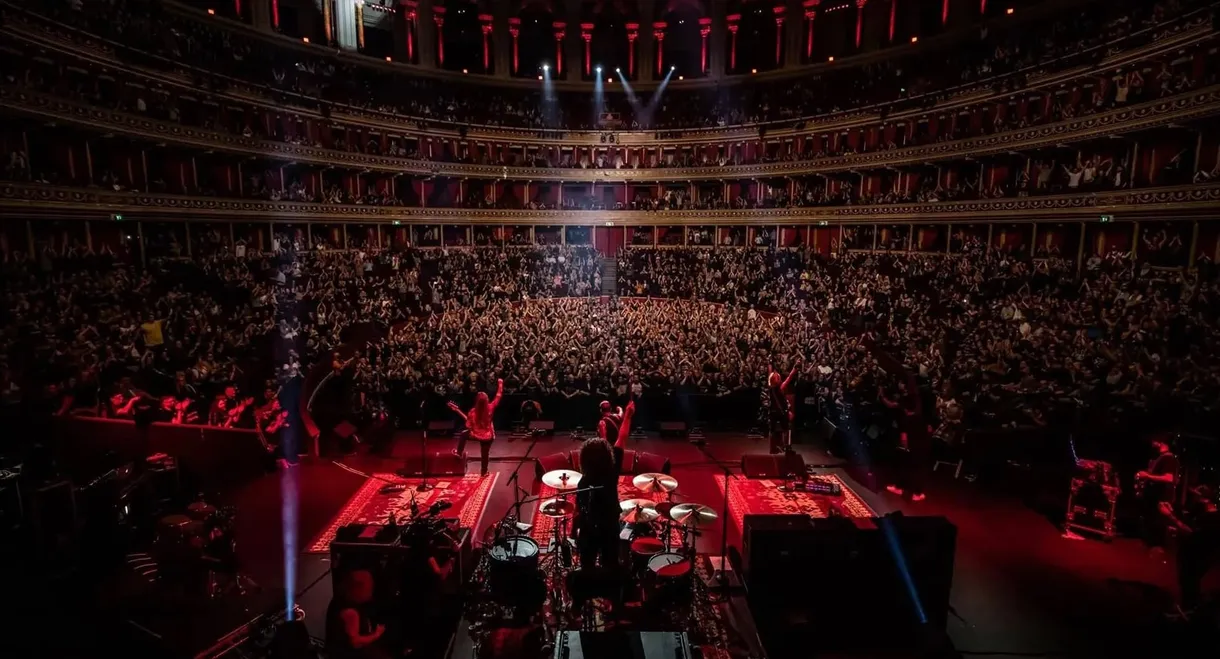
1166;486;1220;618
1135;436;1180;555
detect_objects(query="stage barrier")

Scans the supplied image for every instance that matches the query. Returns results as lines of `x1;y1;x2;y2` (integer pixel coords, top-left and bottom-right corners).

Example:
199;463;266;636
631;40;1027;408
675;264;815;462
51;415;268;488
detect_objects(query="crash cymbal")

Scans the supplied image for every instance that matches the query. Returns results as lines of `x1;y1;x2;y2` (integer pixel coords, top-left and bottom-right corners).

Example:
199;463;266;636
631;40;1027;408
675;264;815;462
541;469;582;490
539;498;576;518
670;503;718;528
619;498;660;523
632;473;679;494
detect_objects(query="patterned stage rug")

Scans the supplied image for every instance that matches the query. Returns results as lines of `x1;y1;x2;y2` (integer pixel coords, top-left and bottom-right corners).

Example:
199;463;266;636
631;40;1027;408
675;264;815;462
529;475;680;551
306;473;498;553
713;473;877;536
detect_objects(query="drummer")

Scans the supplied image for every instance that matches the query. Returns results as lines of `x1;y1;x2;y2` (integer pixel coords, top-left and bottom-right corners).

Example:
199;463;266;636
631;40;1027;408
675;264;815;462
574;437;622;572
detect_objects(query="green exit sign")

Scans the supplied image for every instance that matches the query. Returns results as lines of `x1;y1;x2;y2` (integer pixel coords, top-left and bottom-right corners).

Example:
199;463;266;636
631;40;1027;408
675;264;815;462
1099;215;1113;223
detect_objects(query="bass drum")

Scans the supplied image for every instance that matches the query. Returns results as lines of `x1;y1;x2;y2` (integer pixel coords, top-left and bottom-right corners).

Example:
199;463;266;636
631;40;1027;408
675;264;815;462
644;552;693;605
486;537;544;611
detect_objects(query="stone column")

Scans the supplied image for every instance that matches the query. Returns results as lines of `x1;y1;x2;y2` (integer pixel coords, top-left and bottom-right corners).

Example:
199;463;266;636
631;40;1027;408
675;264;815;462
417;0;437;68
251;0;272;32
785;0;803;67
709;0;727;78
638;0;656;82
493;7;511;77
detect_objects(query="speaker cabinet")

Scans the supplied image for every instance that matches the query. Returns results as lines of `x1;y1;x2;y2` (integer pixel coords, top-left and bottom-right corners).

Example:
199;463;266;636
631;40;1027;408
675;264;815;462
742;513;957;648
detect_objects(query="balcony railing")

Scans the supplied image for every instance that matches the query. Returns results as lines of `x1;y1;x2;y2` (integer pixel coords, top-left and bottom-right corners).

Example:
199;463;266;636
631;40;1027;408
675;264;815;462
4;181;1219;224
6;85;1220;182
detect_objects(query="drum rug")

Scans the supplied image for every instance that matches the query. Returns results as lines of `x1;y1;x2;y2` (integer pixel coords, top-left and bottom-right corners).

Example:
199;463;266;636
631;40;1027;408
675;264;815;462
713;473;876;537
529;475;681;551
306;473;498;553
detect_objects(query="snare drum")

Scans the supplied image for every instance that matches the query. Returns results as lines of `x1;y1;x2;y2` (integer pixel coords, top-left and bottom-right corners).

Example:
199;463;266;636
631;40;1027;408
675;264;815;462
629;537;665;572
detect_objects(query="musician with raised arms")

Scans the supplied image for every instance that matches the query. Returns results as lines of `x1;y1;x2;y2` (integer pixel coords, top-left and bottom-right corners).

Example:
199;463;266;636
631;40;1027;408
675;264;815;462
447;378;503;477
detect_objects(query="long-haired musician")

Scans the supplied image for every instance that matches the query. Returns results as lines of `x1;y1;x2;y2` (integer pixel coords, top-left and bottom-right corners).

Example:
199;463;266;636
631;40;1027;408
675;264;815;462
575;437;622;572
326;569;389;659
448;378;503;476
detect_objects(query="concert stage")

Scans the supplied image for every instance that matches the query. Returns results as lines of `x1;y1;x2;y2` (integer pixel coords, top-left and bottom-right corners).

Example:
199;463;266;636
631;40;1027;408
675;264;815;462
209;431;1196;659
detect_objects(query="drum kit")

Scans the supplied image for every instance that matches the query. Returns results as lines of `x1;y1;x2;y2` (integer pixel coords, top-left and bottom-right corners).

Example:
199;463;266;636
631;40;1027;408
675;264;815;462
152;496;248;598
478;468;718;626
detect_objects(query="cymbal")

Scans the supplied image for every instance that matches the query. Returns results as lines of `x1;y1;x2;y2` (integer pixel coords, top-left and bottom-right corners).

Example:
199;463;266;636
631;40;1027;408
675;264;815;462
539;498;576;518
632;472;679;494
670;503;718;528
619;498;660;523
541;469;582;490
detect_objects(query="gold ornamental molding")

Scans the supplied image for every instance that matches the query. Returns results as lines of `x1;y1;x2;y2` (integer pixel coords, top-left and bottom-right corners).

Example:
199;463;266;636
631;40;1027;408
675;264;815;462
6;85;1220;183
0;2;1210;149
3;182;1219;225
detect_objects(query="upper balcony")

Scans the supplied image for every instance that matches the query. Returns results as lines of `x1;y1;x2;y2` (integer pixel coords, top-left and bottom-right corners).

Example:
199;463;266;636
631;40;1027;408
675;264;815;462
4;0;1211;143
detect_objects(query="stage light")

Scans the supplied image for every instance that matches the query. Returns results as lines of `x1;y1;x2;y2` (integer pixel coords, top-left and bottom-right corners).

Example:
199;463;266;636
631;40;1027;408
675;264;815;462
670;66;675;71
207;8;215;14
385;56;392;62
678;75;684;81
827;56;834;62
751;68;757;74
538;74;543;80
302;37;310;43
543;64;549;71
462;68;468;74
595;66;602;73
607;78;613;83
911;36;918;43
615;67;621;72
1006;7;1014;14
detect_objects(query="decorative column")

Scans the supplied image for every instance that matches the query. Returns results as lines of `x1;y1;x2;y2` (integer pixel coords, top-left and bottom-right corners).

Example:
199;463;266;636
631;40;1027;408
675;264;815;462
942;0;950;25
855;0;866;49
726;14;740;72
553;22;567;76
773;5;785;66
433;6;446;67
417;0;436;68
785;0;803;67
399;1;417;62
709;0;727;77
803;0;818;59
493;7;511;76
581;23;594;77
507;18;520;74
699;18;711;74
251;0;272;31
653;22;666;76
626;23;640;77
480;14;494;72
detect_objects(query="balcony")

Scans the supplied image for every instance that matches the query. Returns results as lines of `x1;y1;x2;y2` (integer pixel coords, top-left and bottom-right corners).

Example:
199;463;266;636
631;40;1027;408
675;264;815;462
4;180;1219;224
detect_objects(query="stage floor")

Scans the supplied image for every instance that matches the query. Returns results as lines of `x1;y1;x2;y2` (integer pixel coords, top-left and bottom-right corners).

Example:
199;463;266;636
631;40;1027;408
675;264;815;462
221;431;1201;658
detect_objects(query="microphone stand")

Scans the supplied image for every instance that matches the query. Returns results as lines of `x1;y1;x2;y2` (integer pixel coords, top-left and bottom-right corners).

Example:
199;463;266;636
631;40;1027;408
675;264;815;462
691;441;736;603
503;429;543;553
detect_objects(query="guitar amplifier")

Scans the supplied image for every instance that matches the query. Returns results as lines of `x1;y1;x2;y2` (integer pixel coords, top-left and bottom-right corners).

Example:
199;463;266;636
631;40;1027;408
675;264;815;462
552;632;692;659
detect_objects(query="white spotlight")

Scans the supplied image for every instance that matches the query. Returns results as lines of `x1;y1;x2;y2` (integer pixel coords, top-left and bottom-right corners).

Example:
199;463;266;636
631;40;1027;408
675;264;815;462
595;66;602;73
543;64;549;71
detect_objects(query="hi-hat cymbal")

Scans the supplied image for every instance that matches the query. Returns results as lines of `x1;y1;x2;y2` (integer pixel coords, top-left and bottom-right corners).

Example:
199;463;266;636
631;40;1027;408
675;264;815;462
539;498;576;518
541;469;582;490
619;498;659;523
670;503;718;528
632;472;679;494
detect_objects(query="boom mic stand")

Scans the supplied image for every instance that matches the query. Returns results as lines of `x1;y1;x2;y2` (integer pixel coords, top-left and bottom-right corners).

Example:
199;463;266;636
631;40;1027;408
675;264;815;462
503;427;544;539
691;441;737;603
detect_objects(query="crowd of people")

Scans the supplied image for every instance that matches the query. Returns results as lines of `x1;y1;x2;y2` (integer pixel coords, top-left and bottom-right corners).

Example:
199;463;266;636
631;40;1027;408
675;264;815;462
2;221;1218;482
13;0;1204;132
0;240;600;444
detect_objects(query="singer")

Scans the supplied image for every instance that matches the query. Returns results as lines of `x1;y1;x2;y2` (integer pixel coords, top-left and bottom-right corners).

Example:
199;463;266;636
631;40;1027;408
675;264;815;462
447;378;503;477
